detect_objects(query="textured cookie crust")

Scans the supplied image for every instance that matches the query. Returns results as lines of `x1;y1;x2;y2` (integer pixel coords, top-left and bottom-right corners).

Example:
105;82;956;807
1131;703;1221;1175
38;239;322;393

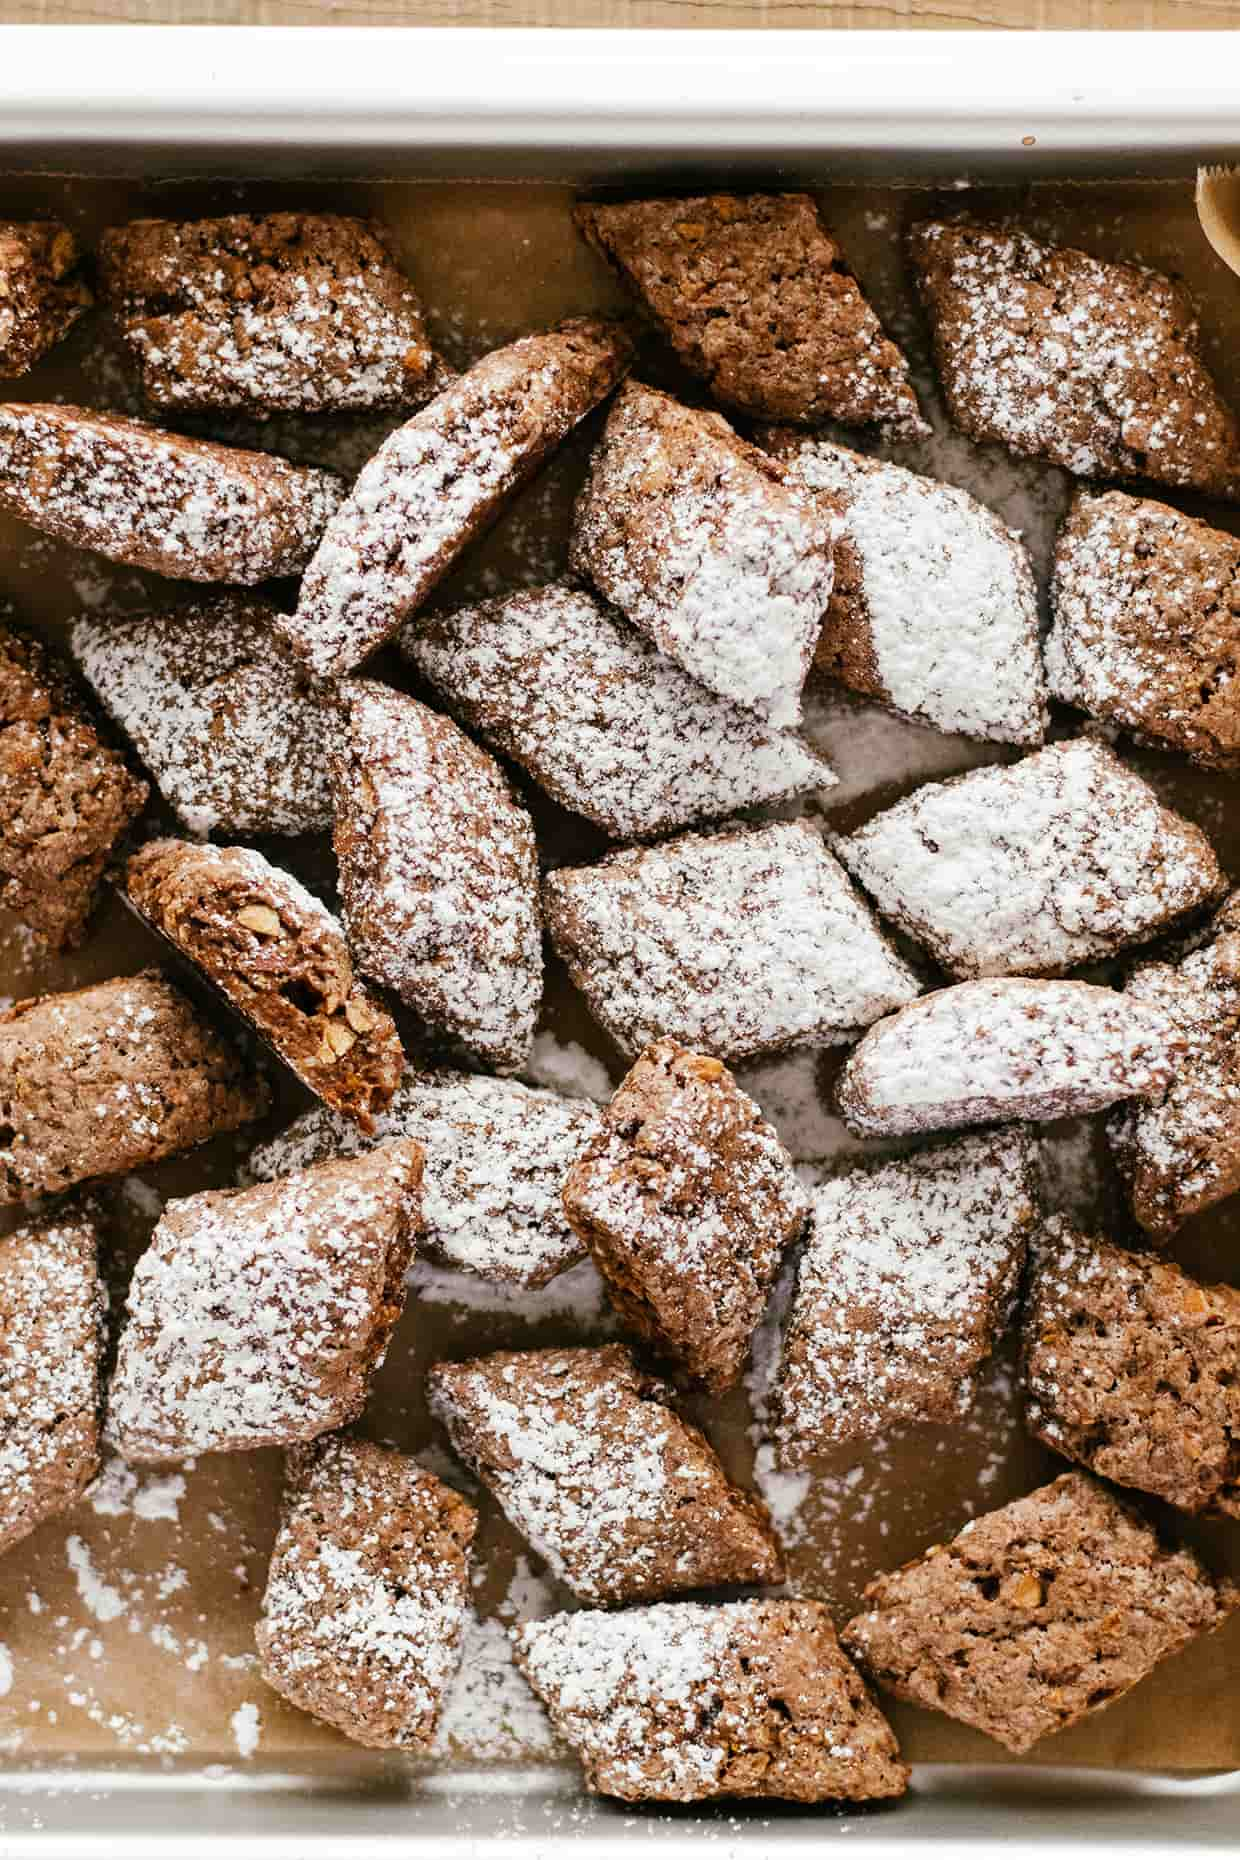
246;1070;598;1289
774;1130;1036;1460
100;212;438;414
766;430;1046;745
284;317;632;678
109;1141;422;1464
569;381;836;729
544;820;920;1064
575;192;924;437
0;221;90;377
73;596;336;838
1048;489;1240;772
0;969;267;1204
843;1471;1238;1754
126;840;403;1131
562;1043;806;1393
837;738;1223;981
909;218;1240;498
836;977;1177;1139
0;618;146;949
0;1208;104;1555
332;681;542;1074
428;1343;784;1606
515;1598;909;1804
1023;1216;1240;1518
403;582;836;841
256;1434;476;1749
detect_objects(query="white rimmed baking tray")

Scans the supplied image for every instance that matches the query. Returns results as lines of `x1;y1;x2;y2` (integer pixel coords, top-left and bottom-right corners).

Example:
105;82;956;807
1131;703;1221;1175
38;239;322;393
0;24;1239;1856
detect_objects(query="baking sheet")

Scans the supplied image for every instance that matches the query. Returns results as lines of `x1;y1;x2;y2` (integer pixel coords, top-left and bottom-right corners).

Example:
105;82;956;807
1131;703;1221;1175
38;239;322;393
0;173;1236;1783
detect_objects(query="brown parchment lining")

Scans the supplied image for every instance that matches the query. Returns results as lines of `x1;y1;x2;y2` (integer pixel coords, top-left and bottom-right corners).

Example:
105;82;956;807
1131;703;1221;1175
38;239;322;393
0;175;1235;1785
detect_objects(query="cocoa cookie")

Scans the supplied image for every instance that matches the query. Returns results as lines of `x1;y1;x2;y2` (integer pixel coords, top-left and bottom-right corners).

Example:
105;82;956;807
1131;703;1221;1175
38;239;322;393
836;737;1224;981
842;1471;1238;1754
544;820;920;1064
837;978;1177;1139
332;681;542;1075
99;212;439;414
0;221;90;377
108;1141;422;1464
0;402;344;582
909;218;1240;498
0;969;267;1204
569;381;836;730
0;616;147;949
575;192;924;437
562;1042;806;1393
125;840;403;1131
72;596;336;837
514;1598;909;1804
403;583;837;841
428;1343;784;1606
256;1433;476;1750
283;316;633;678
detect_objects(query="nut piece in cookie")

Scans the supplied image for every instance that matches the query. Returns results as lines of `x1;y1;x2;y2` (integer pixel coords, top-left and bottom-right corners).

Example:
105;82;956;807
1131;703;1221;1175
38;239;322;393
332;681;542;1075
403;582;837;841
428;1343;784;1606
125;840;403;1131
570;381;836;730
0;969;268;1204
283;316;633;678
0;1207;104;1555
562;1042;806;1393
1023;1216;1240;1518
543;820;920;1064
0;221;91;378
99;212;439;415
773;1130;1037;1460
246;1070;598;1290
514;1598;909;1803
836;978;1178;1139
109;1140;422;1464
256;1433;476;1749
1048;489;1240;772
0;403;344;583
837;738;1223;981
576;192;924;437
73;596;336;838
842;1471;1238;1753
0;616;147;949
909;218;1240;499
765;430;1046;746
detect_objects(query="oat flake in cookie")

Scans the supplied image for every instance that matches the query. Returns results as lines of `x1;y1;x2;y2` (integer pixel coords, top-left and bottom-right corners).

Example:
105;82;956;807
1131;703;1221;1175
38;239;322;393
773;1130;1037;1461
837;978;1177;1140
837;738;1224;981
562;1043;806;1394
0;1207;104;1556
575;192;925;438
570;381;835;730
108;1141;421;1465
0;403;344;583
125;840;403;1131
428;1343;784;1606
403;583;837;841
283;316;632;679
256;1433;476;1750
332;681;542;1076
765;430;1046;746
544;820;920;1064
909;218;1240;499
514;1599;909;1804
99;212;439;416
72;596;336;838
